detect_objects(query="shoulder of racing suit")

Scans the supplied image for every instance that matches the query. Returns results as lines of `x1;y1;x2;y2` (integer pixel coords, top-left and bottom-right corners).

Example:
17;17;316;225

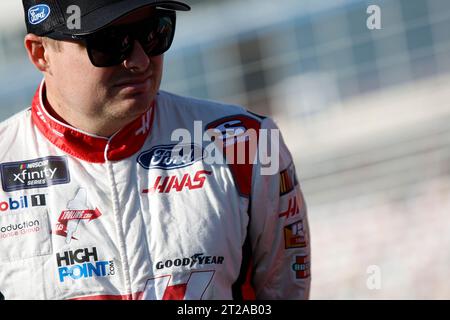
156;90;266;121
0;108;34;162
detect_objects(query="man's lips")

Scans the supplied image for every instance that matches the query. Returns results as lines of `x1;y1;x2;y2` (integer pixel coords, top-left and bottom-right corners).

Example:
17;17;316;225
114;75;152;88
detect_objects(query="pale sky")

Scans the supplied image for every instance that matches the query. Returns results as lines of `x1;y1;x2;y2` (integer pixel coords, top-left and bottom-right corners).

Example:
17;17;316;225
0;0;25;30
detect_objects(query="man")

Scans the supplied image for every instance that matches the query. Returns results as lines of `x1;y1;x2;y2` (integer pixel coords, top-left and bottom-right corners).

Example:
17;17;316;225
0;0;311;300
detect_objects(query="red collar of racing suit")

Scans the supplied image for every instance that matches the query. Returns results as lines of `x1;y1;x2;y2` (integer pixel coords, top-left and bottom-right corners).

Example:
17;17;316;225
31;80;155;163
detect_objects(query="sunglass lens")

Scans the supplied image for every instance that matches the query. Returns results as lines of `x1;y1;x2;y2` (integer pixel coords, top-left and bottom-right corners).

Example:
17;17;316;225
138;13;175;56
87;31;132;67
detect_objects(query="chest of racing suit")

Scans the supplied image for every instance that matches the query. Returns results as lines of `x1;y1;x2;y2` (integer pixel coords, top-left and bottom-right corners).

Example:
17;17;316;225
0;82;310;300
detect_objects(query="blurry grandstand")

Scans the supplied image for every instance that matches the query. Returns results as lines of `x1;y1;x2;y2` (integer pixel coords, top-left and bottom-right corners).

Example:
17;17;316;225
0;0;449;299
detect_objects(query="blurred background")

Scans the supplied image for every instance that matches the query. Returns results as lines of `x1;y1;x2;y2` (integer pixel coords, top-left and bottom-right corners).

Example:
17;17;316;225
1;0;449;299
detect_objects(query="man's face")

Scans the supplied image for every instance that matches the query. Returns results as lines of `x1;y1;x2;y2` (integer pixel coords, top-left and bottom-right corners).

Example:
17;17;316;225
44;7;163;125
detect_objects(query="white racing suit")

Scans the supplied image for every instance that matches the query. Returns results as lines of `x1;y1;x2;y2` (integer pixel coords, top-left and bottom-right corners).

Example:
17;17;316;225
0;81;310;300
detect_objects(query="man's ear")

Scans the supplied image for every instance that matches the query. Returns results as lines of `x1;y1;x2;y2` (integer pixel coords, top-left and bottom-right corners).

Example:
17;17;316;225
24;34;50;73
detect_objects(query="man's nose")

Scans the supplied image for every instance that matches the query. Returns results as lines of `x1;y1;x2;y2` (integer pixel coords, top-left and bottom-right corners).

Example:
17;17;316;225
123;40;150;72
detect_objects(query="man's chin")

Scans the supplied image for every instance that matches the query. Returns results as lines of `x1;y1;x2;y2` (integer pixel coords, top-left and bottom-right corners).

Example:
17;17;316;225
113;97;154;119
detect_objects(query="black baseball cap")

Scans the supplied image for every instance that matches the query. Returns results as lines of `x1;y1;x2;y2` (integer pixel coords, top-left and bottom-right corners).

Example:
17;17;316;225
23;0;190;37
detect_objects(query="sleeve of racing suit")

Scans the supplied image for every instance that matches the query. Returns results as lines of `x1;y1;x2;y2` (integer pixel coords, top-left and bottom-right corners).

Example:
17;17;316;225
249;117;311;300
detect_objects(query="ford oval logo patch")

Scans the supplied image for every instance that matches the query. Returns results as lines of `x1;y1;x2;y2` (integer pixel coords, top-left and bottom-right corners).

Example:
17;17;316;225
28;4;51;25
138;143;204;170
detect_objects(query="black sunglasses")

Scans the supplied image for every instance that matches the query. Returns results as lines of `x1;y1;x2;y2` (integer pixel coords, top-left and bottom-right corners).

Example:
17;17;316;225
48;10;176;67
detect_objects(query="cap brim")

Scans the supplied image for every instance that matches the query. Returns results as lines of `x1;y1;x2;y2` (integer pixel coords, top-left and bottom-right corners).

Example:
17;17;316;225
51;0;190;36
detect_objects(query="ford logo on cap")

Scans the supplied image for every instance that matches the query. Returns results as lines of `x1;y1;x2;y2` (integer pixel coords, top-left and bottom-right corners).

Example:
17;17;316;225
28;4;51;25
